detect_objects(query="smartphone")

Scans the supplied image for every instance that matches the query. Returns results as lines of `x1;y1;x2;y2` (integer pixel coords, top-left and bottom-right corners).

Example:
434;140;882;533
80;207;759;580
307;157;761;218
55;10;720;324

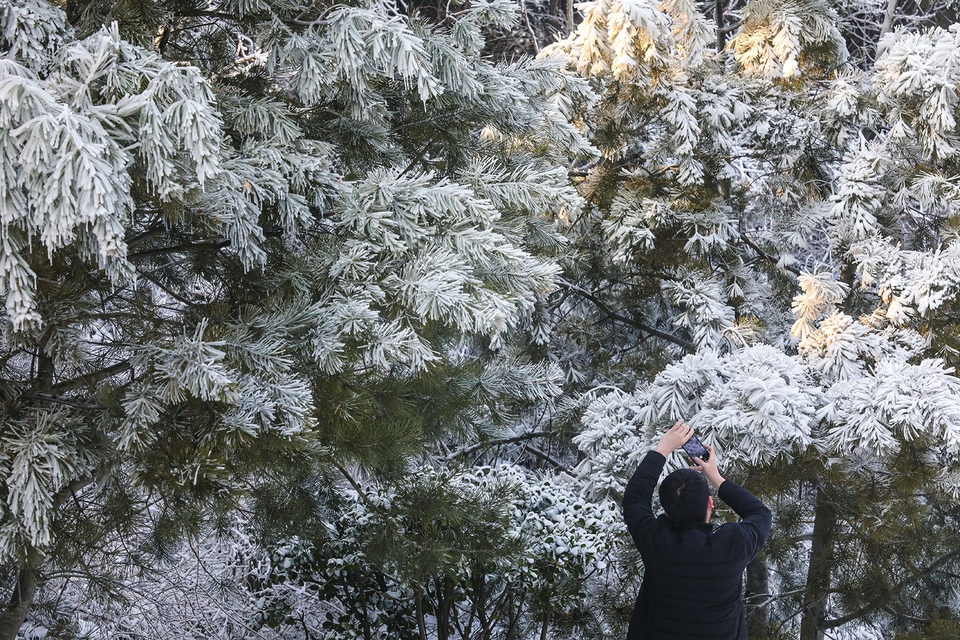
682;434;709;462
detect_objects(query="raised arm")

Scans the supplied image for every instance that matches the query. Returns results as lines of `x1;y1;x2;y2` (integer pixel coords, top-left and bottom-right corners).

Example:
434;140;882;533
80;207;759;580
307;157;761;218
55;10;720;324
690;443;771;559
717;479;772;559
622;450;666;545
623;420;693;548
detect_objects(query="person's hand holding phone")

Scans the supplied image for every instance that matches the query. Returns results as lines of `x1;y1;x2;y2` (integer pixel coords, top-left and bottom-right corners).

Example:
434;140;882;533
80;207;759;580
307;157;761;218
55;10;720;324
690;443;725;490
653;420;694;457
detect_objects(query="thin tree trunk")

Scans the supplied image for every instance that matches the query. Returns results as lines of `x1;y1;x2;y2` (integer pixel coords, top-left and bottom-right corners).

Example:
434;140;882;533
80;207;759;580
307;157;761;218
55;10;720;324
539;606;550;640
715;0;726;49
877;0;898;42
436;576;454;640
357;572;372;640
746;554;770;637
0;351;57;640
0;562;39;640
800;482;837;640
504;587;526;640
520;0;540;54
474;566;492;640
415;587;428;640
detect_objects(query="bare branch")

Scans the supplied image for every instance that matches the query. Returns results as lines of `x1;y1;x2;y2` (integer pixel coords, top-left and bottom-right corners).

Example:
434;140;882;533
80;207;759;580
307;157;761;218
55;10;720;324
741;235;802;276
52;362;132;393
522;445;572;475
441;432;554;460
128;239;230;262
21;394;106;411
559;280;697;353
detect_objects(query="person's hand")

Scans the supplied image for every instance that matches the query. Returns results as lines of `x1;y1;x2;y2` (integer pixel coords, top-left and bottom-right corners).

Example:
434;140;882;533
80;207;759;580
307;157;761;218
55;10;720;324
653;420;693;457
690;443;725;490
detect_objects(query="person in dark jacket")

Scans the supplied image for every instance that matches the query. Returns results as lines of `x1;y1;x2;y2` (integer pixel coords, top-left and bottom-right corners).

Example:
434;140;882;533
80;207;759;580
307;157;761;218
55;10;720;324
622;420;772;640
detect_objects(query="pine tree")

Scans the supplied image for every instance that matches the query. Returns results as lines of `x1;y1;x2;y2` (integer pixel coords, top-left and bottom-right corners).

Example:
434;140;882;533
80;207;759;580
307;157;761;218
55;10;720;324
8;0;960;637
0;0;588;636
541;0;960;638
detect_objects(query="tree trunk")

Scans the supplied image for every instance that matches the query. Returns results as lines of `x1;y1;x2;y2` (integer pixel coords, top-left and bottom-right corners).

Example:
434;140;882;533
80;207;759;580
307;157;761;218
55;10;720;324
746;554;770;637
504;586;526;640
520;0;540;54
415;587;428;640
473;565;492;640
0;350;56;640
539;605;550;640
435;575;454;640
800;482;837;640
715;0;726;50
0;562;39;640
877;0;898;43
356;572;372;640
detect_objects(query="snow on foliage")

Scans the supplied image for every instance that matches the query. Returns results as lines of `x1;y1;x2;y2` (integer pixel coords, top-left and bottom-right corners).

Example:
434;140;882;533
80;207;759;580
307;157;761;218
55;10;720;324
790;271;850;340
848;238;960;323
0;411;94;552
11;0;960;636
663;272;737;350
730;0;847;78
821;359;960;460
796;311;925;382
575;289;960;492
574;345;817;493
0;8;224;329
875;25;960;161
0;0;588;597
463;465;624;589
574;387;650;495
54;466;623;640
540;0;960;634
647;346;817;465
0;0;67;73
827;141;889;244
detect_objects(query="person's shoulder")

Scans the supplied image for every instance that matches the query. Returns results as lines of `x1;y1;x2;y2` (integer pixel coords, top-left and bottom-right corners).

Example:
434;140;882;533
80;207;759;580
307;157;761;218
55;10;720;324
710;522;755;557
636;513;673;538
711;521;748;541
647;515;678;540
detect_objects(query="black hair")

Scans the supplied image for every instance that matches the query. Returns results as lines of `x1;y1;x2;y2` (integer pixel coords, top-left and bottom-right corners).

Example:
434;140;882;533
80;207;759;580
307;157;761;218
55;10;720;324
659;469;709;526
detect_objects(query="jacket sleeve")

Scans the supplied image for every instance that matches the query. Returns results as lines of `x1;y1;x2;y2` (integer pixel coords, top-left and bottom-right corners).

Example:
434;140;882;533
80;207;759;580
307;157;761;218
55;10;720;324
622;450;666;550
717;479;772;560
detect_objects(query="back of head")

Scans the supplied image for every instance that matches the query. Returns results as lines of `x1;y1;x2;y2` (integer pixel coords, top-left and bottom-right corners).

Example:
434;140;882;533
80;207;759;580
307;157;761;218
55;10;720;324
659;469;709;526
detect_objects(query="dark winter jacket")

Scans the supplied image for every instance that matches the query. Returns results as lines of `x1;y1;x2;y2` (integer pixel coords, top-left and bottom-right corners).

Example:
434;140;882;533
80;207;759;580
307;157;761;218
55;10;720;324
622;450;772;640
